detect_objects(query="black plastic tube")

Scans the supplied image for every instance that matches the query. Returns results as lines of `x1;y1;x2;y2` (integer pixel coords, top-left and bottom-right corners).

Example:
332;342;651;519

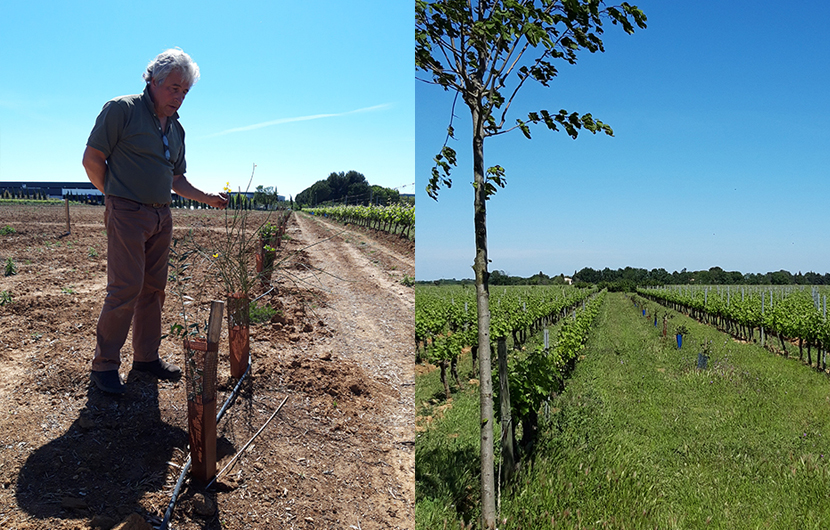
159;456;191;530
216;360;252;423
159;358;252;530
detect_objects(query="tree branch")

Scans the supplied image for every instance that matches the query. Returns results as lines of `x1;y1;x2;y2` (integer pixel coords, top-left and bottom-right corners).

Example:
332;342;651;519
495;4;586;131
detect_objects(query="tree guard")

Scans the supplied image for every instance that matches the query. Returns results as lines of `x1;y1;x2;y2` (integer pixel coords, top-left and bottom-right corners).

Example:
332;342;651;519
184;300;224;484
226;292;251;379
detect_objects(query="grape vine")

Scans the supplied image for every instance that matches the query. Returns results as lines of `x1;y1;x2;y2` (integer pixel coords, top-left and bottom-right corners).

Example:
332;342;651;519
304;203;414;238
639;285;830;371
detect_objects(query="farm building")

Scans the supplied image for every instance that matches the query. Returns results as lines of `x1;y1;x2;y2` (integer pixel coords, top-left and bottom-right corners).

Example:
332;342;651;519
0;181;102;200
1;181;287;209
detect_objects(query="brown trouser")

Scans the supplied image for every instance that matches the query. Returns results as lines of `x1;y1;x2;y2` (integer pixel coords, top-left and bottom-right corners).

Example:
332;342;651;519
92;196;173;372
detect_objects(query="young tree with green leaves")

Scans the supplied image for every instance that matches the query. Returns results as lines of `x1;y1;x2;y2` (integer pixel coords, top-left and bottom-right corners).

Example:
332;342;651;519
415;1;646;526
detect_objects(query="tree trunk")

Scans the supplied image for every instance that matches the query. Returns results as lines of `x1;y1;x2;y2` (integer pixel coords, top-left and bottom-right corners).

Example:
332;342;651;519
450;356;460;387
497;337;516;484
471;104;496;529
521;409;539;455
779;333;788;356
439;359;451;401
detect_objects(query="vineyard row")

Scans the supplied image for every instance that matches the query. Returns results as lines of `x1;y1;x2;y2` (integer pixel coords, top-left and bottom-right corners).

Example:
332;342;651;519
638;284;830;371
303;203;414;238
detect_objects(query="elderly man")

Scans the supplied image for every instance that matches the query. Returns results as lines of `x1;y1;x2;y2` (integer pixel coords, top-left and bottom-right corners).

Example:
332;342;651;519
83;49;228;394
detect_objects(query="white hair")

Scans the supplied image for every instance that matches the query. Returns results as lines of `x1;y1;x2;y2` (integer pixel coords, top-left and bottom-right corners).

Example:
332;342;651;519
143;48;200;87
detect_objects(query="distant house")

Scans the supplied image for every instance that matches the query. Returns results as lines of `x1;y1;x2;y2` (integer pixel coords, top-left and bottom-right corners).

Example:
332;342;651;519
564;277;573;285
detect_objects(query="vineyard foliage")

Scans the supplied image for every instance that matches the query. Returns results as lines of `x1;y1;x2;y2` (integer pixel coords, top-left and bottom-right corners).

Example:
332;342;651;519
416;285;596;363
499;291;605;425
304;203;414;238
416;284;606;465
639;284;830;369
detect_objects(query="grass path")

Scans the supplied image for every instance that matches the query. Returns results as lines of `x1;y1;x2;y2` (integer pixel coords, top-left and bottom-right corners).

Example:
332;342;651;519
415;297;584;529
501;292;830;529
416;292;830;529
416;351;487;529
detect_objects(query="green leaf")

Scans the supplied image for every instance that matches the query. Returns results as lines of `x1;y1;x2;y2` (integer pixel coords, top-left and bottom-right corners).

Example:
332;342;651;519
516;118;532;139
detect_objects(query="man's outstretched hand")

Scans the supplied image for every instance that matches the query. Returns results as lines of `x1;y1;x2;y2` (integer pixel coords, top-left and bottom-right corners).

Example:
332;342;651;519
207;192;230;210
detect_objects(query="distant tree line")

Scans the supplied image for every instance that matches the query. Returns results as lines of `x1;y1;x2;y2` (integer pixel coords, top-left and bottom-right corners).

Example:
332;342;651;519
295;170;402;208
251;185;284;210
419;266;830;289
489;270;570;285
416;271;570;287
573;266;830;286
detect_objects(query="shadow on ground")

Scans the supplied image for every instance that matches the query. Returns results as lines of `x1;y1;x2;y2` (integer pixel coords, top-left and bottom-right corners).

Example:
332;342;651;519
15;371;187;522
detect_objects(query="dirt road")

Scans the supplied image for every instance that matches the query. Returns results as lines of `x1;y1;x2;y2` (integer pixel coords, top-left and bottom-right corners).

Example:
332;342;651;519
0;204;414;529
292;212;415;500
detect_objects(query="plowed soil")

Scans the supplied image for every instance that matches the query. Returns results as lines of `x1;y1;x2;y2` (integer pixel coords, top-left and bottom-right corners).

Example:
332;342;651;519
0;203;414;529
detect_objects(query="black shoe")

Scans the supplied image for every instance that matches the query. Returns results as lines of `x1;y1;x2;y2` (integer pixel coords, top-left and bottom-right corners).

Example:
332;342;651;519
90;370;126;394
133;358;182;381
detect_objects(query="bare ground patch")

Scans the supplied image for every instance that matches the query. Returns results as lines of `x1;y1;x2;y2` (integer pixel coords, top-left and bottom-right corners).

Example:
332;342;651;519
0;204;413;529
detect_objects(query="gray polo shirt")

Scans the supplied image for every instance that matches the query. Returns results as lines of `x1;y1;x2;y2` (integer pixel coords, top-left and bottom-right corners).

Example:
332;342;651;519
86;85;186;205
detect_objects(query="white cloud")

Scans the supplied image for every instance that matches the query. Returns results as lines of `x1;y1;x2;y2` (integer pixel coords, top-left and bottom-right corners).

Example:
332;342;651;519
203;103;392;138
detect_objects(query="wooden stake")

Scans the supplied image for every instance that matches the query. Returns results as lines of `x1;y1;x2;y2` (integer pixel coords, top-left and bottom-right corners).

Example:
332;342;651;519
189;300;224;485
64;197;70;235
497;337;515;483
207;300;224;343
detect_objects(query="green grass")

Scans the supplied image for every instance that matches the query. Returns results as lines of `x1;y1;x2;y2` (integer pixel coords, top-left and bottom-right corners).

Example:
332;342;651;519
0;199;63;205
3;257;16;277
501;293;830;529
417;292;830;529
249;300;277;323
416;353;494;529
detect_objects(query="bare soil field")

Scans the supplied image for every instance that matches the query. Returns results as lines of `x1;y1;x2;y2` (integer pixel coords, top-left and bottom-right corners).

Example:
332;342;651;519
0;203;414;530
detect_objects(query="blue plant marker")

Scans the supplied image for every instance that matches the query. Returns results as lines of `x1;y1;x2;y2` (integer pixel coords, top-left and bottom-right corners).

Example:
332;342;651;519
677;334;682;349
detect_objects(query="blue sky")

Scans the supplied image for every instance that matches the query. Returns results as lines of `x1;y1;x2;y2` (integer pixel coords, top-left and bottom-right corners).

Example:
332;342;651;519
0;0;414;200
416;1;830;280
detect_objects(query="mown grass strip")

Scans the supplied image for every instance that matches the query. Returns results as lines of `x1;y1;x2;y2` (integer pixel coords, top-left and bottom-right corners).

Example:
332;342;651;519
416;295;601;530
500;292;830;529
416;352;491;529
